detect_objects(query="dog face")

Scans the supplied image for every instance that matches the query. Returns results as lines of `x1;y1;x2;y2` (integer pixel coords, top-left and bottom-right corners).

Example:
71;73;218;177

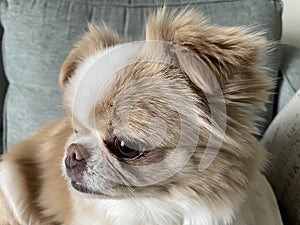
62;41;205;197
60;9;272;206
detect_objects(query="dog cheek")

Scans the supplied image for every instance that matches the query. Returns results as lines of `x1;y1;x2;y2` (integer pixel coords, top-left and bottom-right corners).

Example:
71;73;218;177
84;158;118;188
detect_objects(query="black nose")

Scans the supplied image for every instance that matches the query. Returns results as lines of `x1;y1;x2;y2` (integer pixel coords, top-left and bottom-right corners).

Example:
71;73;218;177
65;144;88;169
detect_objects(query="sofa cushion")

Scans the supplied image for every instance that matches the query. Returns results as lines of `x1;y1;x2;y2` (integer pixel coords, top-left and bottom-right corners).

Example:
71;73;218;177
263;89;300;225
0;0;282;150
277;44;300;112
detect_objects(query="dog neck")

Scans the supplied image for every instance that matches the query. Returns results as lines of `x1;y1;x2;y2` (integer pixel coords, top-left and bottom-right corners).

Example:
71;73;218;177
70;195;238;225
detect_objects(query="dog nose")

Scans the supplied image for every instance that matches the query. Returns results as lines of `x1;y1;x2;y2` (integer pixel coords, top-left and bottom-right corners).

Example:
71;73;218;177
65;144;88;169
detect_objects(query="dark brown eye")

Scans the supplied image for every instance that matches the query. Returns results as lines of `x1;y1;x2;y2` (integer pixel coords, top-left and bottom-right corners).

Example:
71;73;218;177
107;138;145;160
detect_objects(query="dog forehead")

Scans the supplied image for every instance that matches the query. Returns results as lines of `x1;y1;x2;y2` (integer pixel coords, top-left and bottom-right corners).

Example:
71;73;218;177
91;76;187;149
65;42;190;136
93;73;171;133
65;44;139;129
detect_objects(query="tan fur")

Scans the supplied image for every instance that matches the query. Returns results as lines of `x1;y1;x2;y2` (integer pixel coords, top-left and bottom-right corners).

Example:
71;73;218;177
0;119;73;224
0;8;273;225
59;25;121;88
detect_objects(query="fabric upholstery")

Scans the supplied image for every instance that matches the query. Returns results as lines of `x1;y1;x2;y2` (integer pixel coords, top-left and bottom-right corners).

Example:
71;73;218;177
262;45;300;225
277;44;300;112
263;88;300;225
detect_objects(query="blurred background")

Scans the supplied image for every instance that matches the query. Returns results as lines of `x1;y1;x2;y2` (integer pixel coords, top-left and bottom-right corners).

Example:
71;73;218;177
282;0;300;47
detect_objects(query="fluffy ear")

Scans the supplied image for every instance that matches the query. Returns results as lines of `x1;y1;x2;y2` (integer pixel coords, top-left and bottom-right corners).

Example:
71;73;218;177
146;9;273;111
59;24;121;88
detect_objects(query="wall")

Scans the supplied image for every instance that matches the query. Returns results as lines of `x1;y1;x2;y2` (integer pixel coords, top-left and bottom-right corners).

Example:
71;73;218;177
282;0;300;47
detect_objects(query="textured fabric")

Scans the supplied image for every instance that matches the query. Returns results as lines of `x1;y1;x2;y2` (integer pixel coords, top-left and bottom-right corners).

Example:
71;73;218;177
233;174;283;225
262;89;300;225
278;45;300;112
272;46;300;225
0;0;282;150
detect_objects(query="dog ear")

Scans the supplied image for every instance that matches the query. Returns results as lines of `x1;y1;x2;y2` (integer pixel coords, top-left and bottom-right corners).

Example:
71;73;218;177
59;24;120;88
146;8;272;111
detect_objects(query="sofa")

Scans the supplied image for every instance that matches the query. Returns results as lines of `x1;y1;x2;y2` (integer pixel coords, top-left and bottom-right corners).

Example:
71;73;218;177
0;0;299;224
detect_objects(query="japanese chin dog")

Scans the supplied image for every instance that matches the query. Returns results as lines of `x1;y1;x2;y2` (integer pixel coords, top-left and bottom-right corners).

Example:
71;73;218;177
0;8;282;225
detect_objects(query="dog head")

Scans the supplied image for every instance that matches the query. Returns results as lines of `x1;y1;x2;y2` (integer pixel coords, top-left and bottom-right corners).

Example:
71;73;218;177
60;9;272;208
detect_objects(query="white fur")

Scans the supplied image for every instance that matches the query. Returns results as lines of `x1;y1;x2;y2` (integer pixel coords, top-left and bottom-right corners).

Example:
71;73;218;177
0;161;283;225
68;174;282;225
71;197;235;225
0;161;25;224
0;161;44;224
65;43;141;131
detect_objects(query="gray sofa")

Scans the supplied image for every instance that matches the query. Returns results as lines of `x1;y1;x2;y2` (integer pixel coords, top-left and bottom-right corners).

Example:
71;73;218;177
0;0;299;224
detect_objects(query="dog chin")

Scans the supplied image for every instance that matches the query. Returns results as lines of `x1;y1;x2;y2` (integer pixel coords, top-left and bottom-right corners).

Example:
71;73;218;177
69;180;122;199
70;181;103;195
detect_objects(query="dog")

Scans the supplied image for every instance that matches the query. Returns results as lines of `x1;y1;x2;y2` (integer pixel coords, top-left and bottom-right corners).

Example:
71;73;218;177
0;8;282;225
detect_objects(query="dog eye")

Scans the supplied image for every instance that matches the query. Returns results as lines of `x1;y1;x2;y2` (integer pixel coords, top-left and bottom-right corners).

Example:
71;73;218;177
107;138;145;160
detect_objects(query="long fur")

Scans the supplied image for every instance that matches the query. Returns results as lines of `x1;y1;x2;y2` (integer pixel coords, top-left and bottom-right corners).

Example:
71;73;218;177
0;8;279;225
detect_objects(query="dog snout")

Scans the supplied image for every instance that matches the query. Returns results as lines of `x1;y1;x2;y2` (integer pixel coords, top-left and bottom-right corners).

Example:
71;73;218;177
65;144;89;169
